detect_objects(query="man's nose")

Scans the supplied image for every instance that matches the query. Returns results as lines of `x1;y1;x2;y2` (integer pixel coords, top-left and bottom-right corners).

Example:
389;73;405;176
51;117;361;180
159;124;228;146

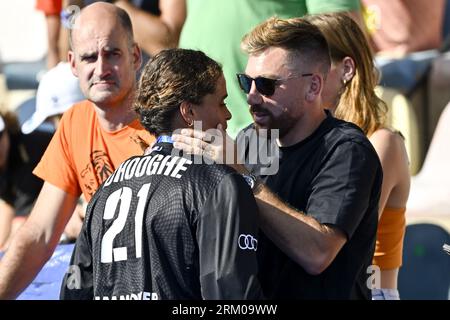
247;81;263;106
94;55;111;78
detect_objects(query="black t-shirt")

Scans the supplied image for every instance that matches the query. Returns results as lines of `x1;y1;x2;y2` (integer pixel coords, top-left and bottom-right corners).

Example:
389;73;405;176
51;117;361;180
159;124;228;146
60;142;262;300
0;130;52;216
237;112;382;300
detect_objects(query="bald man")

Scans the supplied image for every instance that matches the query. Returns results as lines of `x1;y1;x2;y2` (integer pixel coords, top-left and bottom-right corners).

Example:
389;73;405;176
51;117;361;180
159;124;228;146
0;3;154;299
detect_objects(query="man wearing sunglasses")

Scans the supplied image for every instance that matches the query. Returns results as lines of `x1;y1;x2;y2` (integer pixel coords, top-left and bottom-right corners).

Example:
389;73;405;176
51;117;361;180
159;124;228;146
174;17;382;299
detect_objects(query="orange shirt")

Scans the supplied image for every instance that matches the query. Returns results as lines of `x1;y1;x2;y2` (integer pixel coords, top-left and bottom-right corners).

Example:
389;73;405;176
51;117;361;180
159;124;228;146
33;100;155;201
36;0;62;16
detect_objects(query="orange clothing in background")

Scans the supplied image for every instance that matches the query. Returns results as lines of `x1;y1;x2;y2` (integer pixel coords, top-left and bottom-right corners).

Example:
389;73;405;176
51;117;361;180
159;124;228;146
373;207;406;269
36;0;63;16
34;100;155;201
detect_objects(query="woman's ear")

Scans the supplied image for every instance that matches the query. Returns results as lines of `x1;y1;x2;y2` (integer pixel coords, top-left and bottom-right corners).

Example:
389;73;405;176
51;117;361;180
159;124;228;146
179;101;194;127
342;56;356;83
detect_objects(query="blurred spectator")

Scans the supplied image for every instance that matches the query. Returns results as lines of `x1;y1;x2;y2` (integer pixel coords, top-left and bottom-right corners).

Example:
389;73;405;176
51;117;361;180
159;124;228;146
36;0;66;69
361;0;448;91
0;62;84;250
179;0;363;137
112;0;185;59
362;0;446;57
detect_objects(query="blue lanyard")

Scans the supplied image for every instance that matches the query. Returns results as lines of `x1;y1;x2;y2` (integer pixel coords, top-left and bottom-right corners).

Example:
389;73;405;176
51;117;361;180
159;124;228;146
156;135;173;144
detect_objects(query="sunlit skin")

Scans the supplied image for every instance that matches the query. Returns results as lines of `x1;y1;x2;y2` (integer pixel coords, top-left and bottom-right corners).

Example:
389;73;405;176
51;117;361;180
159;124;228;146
68;7;141;112
191;76;232;131
245;47;324;146
321;61;344;110
246;48;302;132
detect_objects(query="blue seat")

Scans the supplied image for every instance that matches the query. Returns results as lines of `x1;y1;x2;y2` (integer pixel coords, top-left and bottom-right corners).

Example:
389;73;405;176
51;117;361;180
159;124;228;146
398;223;450;299
2;58;46;90
376;50;440;93
0;244;74;300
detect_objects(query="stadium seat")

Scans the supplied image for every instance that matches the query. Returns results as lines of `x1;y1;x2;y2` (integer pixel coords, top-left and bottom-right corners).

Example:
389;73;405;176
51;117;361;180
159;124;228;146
0;244;74;300
407;102;450;217
398;223;450;300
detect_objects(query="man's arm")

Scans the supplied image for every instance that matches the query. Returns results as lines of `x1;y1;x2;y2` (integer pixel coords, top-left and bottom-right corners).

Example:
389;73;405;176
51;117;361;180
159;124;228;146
254;185;346;275
252;140;381;275
0;182;77;299
172;128;381;276
114;0;186;56
172;128;345;275
197;173;262;299
223;163;347;276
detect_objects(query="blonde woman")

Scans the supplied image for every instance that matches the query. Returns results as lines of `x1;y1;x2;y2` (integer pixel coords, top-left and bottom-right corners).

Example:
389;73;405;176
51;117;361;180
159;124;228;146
306;13;411;300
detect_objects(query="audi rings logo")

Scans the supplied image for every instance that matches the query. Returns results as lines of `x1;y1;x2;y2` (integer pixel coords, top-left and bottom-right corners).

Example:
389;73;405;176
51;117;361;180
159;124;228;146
238;234;258;251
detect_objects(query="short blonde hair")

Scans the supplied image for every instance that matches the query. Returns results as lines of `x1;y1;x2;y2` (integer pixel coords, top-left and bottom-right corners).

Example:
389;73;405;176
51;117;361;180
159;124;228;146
241;16;331;75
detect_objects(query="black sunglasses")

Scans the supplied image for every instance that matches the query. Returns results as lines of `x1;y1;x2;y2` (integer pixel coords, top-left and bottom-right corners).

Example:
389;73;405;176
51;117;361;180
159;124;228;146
236;73;313;97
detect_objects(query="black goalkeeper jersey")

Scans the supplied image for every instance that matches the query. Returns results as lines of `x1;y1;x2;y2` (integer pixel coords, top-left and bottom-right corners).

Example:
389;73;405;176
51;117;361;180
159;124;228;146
60;141;262;300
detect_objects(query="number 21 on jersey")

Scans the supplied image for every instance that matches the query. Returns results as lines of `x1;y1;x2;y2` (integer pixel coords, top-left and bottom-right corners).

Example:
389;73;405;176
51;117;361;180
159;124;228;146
100;183;151;263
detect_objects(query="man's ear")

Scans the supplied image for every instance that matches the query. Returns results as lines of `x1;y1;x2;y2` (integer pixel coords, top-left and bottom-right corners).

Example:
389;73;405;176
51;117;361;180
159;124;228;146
342;56;356;83
68;50;78;77
306;74;323;102
179;101;194;126
132;43;142;71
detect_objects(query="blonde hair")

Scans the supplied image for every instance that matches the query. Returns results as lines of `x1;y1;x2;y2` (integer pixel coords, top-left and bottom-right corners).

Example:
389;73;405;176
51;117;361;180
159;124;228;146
306;13;387;136
241;16;331;75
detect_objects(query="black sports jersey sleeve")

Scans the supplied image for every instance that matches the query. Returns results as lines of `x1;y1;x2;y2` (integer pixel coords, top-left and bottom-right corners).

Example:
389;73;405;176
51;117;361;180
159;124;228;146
59;227;94;299
60;195;99;300
197;173;263;300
